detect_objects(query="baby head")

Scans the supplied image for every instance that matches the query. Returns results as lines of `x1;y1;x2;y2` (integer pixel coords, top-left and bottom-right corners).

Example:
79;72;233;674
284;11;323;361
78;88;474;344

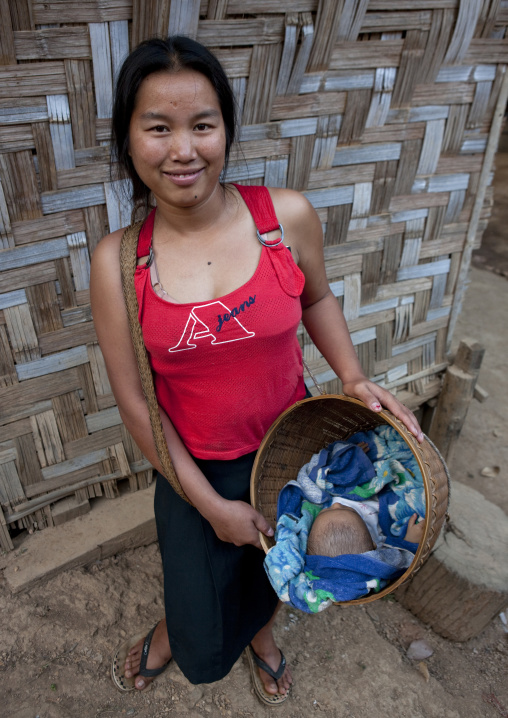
307;504;375;557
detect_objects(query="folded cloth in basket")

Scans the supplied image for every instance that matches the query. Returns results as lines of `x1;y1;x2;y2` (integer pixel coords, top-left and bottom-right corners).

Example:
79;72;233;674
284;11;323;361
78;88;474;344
263;426;424;612
346;425;426;541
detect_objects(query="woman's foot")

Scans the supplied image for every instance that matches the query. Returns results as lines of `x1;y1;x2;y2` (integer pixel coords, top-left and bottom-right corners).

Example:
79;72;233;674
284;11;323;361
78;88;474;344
250;626;292;697
124;619;172;690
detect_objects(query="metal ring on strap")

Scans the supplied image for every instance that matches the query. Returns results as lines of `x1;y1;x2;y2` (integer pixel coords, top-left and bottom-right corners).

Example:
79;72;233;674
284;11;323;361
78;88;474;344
256;224;284;247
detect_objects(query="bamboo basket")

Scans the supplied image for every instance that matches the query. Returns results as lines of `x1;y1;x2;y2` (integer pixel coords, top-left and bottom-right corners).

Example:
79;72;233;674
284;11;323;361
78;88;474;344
251;393;450;605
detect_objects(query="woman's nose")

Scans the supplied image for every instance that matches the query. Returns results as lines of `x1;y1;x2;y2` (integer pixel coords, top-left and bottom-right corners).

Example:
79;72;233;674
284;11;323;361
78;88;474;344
169;131;197;161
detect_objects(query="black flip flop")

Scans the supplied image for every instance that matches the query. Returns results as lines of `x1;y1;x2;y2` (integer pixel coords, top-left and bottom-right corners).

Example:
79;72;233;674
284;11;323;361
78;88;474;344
112;622;172;692
246;645;290;706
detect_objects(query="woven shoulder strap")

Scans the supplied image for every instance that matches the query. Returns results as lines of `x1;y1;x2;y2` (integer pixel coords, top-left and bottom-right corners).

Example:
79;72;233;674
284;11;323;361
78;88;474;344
119;221;190;504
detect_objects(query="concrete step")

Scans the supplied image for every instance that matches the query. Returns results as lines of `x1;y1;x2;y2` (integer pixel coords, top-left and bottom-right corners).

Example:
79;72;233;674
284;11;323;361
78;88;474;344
2;484;156;594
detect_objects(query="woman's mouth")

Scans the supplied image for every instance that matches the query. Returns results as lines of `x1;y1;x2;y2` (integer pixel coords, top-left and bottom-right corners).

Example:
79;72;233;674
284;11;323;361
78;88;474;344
163;168;205;186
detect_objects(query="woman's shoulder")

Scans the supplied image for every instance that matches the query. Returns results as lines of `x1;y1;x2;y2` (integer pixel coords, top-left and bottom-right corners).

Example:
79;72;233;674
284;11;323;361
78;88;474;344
90;227;128;289
267;187;315;219
266;187;322;247
93;227;125;257
91;227;132;273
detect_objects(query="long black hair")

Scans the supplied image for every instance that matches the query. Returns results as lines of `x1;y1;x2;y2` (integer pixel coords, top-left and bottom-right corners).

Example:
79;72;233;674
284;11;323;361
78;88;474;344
112;36;237;212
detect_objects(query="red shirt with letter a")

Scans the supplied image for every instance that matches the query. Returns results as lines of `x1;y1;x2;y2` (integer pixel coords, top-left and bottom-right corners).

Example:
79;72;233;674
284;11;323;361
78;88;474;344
134;186;307;460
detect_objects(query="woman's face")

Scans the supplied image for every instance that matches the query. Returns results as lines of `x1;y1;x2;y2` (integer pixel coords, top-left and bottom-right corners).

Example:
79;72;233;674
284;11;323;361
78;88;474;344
128;68;227;209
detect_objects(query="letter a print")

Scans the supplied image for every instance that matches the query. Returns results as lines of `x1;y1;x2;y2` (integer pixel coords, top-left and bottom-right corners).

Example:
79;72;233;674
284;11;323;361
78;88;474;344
168;301;255;352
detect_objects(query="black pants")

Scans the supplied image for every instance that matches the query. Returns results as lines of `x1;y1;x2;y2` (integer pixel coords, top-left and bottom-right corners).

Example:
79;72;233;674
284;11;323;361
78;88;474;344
154;450;279;684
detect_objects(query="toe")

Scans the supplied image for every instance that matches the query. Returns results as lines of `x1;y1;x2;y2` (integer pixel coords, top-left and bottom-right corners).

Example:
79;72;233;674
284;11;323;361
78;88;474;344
124;655;139;678
277;676;289;694
135;676;148;691
258;666;288;696
263;675;280;695
278;673;291;694
276;679;286;694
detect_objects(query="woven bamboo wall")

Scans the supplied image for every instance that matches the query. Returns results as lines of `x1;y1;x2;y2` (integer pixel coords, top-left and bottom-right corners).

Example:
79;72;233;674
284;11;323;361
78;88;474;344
1;1;507;550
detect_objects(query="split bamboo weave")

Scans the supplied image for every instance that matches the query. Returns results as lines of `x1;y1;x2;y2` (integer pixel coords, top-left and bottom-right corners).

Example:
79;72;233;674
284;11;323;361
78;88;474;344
251;394;450;604
0;1;507;550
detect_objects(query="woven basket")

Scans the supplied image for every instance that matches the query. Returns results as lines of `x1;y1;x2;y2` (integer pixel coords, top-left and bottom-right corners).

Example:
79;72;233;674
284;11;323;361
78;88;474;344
250;394;450;605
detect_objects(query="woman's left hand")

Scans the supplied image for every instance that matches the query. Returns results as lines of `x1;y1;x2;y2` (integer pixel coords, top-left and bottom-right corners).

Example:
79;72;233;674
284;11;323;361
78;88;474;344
341;378;424;443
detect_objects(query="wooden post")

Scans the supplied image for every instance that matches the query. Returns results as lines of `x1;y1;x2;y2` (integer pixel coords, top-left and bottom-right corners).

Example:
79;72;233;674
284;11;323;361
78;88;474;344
0;507;14;552
428;338;485;463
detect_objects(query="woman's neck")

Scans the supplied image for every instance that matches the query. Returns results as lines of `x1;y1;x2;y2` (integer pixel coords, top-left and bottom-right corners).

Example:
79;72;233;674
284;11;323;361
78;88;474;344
152;183;235;239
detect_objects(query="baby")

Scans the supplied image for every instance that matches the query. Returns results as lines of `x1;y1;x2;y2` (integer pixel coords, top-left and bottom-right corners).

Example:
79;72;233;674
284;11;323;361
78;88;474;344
307;499;424;557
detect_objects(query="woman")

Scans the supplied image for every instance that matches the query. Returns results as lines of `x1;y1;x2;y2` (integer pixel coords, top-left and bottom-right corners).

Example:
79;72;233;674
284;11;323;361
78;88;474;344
90;36;423;705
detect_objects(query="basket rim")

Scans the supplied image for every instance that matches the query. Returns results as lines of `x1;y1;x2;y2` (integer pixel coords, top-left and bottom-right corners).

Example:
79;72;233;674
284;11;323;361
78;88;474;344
250;393;438;605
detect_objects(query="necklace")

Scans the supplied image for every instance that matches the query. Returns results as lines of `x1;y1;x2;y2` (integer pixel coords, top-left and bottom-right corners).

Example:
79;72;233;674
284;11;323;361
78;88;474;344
149;247;170;298
145;243;176;300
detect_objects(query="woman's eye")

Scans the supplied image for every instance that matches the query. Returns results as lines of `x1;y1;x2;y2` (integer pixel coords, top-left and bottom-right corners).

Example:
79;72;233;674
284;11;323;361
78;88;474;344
195;123;209;131
152;125;168;133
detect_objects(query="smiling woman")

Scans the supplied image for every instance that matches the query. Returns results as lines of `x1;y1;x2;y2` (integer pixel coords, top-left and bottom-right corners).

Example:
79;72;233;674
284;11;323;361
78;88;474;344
90;35;423;706
111;37;236;213
127;70;226;205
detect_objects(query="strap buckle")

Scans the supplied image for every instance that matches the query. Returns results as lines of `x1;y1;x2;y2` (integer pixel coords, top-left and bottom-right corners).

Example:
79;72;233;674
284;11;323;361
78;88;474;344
256;223;284;248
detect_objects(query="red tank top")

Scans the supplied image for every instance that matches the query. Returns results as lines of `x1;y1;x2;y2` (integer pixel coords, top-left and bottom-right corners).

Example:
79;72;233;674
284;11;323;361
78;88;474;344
134;184;306;459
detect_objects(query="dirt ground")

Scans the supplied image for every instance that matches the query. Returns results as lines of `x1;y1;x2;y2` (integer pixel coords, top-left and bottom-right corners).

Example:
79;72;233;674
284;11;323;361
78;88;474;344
1;149;508;718
2;270;507;718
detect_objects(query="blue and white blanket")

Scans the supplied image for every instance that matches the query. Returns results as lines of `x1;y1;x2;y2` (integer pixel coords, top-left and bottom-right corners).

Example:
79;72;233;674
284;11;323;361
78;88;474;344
264;425;425;613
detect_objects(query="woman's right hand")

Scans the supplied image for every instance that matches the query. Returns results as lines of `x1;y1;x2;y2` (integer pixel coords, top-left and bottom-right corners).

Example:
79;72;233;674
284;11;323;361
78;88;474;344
207;499;274;548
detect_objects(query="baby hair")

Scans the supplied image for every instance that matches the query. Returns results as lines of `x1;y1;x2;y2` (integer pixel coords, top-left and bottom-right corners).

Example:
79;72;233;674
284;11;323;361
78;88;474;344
307;509;375;557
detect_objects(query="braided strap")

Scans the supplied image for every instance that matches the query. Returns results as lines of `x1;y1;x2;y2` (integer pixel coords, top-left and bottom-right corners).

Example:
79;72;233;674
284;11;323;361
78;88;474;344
119;222;191;504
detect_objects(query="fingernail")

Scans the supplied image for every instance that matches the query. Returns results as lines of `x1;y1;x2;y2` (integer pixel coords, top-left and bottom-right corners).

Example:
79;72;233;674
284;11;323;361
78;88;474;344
372;403;381;411
267;527;274;536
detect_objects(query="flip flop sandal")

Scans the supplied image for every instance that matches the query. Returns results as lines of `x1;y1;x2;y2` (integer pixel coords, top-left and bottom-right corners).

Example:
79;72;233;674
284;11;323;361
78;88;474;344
246;645;290;706
111;623;171;692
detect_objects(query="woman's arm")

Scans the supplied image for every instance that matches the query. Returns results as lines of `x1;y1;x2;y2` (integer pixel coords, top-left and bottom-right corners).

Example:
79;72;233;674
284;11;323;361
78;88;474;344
90;230;274;546
271;189;423;443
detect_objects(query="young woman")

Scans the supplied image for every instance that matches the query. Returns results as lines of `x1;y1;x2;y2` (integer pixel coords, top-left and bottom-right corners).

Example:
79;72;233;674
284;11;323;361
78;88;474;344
90;35;423;705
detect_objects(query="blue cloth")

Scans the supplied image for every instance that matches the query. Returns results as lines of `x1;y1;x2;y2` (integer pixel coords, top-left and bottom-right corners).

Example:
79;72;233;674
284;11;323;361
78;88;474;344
277;441;375;517
264;426;425;612
347;425;426;541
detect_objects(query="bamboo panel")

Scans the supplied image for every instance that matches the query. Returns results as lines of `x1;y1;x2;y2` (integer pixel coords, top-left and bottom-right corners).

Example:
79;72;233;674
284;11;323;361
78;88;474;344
0;98;47;127
0;63;67;98
14;28;92;60
0;0;506;547
11;211;85;244
197;19;285;46
32;1;133;24
0;1;16;66
330;40;404;70
0;123;35;153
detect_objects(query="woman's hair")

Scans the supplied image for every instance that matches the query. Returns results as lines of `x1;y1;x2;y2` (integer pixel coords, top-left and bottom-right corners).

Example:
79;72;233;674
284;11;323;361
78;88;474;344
111;35;237;211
